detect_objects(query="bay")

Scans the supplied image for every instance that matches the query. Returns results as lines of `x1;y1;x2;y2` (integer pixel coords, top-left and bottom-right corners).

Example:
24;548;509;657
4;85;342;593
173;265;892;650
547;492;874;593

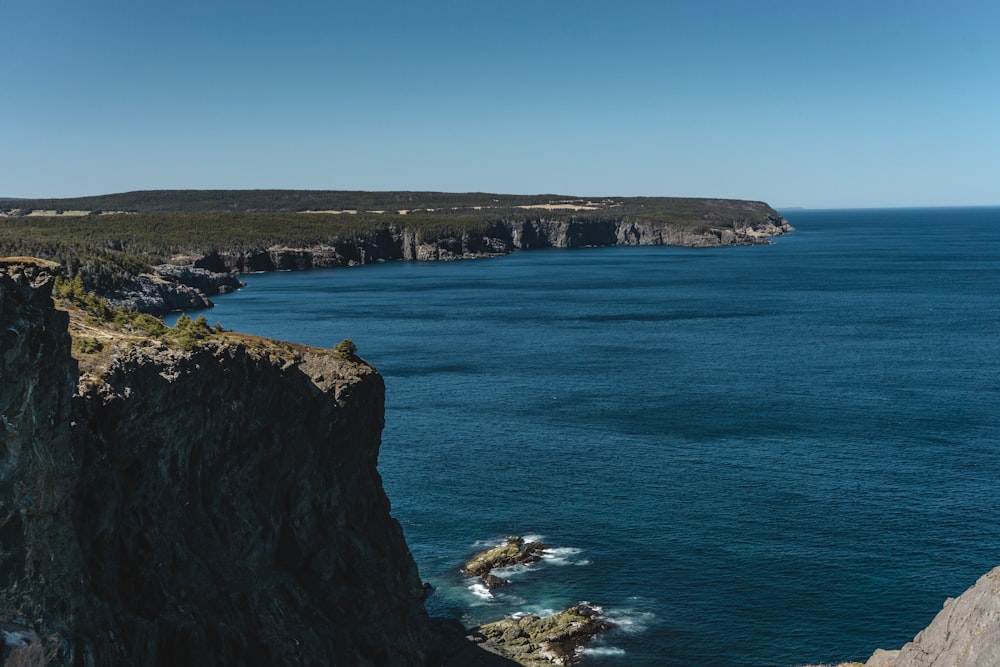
174;207;1000;666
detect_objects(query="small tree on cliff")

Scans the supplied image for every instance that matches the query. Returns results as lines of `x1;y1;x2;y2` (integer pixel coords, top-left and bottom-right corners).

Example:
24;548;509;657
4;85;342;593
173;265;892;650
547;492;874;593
334;338;357;359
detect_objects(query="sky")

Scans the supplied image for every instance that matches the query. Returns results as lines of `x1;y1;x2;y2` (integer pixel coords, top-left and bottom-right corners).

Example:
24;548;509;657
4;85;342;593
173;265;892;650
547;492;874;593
2;0;998;208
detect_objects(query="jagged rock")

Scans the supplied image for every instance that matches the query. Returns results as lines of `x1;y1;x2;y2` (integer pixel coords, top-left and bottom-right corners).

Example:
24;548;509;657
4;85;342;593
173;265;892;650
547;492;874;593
483;574;511;589
103;272;213;314
864;566;1000;667
152;264;244;295
463;536;547;582
472;604;611;666
102;265;244;315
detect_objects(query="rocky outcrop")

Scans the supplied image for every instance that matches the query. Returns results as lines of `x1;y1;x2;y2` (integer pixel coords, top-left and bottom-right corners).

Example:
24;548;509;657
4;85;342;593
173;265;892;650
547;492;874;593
0;260;432;665
862;566;1000;667
462;537;547;589
470;604;610;667
104;265;243;314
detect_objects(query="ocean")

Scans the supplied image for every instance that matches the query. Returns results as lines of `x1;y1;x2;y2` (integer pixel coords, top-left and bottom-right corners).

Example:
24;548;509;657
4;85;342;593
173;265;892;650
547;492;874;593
173;207;1000;666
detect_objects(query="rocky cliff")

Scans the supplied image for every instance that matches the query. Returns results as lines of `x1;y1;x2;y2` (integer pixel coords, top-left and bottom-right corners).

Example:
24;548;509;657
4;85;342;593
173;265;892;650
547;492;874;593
0;260;433;665
192;210;793;274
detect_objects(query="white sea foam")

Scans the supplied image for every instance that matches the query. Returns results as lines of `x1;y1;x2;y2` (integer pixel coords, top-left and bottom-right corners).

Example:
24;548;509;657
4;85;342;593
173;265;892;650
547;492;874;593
578;646;627;658
603;607;657;634
541;546;586;566
521;533;545;543
467;582;494;601
491;563;534;578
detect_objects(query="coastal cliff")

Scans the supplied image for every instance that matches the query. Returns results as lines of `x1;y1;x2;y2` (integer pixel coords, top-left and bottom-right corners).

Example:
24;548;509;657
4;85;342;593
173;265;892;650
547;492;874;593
0;261;431;665
193;210;793;274
1;191;792;314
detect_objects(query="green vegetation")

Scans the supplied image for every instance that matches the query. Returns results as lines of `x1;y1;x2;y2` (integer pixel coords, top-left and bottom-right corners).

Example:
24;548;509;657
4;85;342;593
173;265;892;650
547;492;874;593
334;338;357;359
171;314;214;351
74;337;104;354
55;275;218;349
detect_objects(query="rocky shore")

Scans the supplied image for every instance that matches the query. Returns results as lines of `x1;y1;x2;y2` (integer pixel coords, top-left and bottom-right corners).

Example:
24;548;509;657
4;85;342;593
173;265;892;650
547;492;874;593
99;211;792;314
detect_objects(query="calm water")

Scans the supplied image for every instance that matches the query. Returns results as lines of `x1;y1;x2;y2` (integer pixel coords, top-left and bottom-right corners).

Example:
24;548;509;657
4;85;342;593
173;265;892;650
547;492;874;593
177;208;1000;666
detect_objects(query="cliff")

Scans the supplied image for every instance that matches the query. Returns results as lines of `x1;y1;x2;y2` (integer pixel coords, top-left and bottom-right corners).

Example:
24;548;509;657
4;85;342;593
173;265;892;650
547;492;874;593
0;261;433;665
193;210;793;274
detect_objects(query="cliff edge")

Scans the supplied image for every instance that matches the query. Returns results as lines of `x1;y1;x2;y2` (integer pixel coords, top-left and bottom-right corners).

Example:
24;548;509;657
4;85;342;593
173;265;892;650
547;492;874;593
0;261;432;665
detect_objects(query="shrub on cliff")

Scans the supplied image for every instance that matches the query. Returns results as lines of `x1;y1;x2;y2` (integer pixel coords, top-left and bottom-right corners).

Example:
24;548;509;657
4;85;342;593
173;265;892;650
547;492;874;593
55;275;169;337
172;314;213;350
334;338;357;359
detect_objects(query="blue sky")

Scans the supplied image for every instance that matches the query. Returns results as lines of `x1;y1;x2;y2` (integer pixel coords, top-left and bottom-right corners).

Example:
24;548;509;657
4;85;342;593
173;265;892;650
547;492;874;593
3;0;998;208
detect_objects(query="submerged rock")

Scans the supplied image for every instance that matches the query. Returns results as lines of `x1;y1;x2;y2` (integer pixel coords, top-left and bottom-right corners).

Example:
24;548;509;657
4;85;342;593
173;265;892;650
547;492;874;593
471;604;611;666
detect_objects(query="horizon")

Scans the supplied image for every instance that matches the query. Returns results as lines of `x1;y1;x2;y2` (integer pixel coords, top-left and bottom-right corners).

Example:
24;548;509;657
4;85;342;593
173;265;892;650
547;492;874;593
4;1;999;209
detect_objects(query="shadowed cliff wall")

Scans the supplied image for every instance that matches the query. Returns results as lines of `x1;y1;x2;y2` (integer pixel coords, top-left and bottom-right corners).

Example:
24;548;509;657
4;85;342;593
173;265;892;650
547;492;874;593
0;262;430;666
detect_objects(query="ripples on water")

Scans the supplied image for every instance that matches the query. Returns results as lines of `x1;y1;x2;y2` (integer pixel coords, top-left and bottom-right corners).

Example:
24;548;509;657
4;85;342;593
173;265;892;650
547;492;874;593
182;208;1000;666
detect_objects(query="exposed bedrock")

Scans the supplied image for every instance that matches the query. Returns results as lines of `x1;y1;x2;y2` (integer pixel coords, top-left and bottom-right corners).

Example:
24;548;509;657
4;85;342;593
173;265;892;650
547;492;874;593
103;265;244;315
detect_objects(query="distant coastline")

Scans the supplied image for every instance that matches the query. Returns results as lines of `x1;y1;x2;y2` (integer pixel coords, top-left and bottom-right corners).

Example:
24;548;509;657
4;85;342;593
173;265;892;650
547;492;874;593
0;189;793;314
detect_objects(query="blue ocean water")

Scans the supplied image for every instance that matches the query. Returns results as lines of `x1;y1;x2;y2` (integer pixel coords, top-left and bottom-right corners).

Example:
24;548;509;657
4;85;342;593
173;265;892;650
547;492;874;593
177;208;1000;666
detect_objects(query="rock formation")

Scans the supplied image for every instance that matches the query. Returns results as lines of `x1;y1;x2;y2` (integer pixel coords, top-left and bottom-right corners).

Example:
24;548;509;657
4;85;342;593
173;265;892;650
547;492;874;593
103;265;243;314
462;537;547;589
0;260;431;665
470;604;610;667
862;566;1000;667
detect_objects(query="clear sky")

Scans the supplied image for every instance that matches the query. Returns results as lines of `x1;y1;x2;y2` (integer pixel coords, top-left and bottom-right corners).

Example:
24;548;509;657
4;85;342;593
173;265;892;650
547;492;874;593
3;0;998;208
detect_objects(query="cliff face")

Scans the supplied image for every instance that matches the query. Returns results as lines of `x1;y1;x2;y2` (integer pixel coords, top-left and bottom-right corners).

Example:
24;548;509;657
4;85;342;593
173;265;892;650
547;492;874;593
0;262;430;665
193;210;793;273
0;260;85;662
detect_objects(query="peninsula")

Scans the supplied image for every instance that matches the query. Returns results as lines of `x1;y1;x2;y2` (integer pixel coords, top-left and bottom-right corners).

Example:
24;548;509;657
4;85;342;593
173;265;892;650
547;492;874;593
0;190;792;314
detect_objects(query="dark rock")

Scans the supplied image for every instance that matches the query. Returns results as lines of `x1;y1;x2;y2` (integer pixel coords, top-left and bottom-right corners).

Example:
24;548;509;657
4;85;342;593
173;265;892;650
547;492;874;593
483;574;511;590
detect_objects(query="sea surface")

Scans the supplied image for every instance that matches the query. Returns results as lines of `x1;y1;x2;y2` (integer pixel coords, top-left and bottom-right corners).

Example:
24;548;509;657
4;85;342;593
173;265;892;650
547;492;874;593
175;207;1000;666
